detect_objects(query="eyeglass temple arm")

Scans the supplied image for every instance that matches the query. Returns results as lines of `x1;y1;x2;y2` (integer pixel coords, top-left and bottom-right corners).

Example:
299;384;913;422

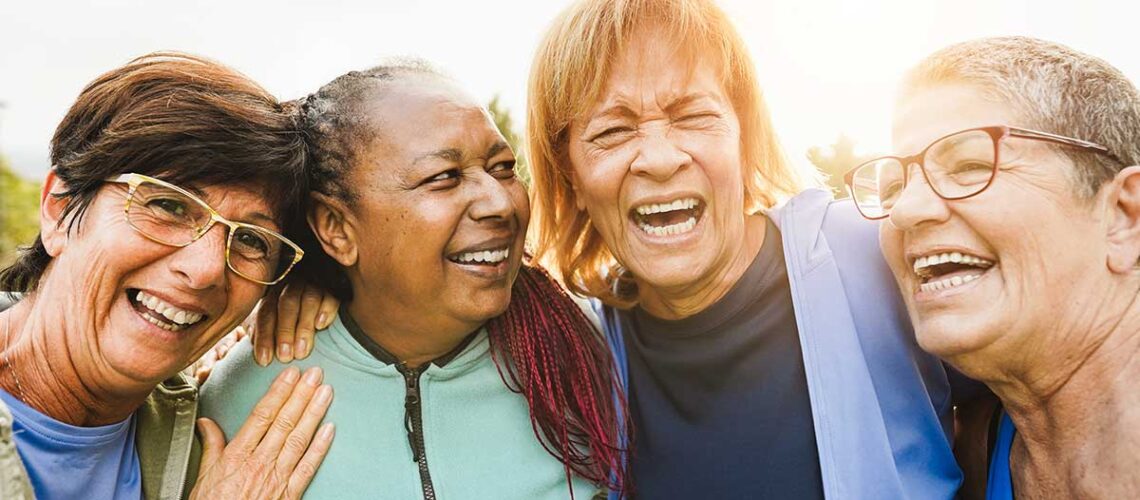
1009;128;1108;153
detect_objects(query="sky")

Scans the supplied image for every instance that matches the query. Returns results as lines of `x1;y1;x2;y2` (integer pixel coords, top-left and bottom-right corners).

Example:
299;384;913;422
2;0;1139;181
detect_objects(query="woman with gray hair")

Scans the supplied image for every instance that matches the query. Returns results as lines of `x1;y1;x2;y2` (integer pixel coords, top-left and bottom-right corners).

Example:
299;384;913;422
847;36;1140;499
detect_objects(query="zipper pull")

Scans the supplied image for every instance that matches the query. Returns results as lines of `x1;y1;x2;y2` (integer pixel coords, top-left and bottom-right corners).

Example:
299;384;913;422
402;366;422;463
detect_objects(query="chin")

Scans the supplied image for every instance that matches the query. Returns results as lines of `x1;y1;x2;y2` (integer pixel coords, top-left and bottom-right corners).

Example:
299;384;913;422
633;263;709;291
458;290;514;325
913;316;999;361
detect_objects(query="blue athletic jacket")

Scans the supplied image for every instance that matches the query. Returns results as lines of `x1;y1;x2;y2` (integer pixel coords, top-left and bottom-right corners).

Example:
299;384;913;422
598;189;962;499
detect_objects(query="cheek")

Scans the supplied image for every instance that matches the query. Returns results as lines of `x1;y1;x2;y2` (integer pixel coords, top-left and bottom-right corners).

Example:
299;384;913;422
509;184;531;229
570;144;634;205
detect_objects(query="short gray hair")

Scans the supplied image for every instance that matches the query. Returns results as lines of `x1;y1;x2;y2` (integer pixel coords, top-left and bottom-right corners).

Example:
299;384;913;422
900;36;1140;197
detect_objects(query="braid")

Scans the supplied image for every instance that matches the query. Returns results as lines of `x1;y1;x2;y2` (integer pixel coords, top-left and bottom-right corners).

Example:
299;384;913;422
487;264;631;498
293;60;631;494
289;60;444;301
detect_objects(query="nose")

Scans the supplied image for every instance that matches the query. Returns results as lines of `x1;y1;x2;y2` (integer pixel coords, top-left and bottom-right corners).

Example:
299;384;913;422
468;171;518;223
167;223;228;290
887;162;952;231
630;123;691;181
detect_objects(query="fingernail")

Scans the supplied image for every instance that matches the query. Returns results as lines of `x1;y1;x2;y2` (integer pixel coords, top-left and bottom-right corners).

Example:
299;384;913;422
317;313;329;329
278;343;293;362
296;339;308;359
319;422;335;440
303;366;323;385
316;384;333;404
282;366;300;383
256;347;271;367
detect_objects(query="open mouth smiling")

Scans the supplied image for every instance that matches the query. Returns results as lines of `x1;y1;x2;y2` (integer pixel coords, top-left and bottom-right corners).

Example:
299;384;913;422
630;197;705;237
127;289;207;332
447;248;510;266
912;252;995;293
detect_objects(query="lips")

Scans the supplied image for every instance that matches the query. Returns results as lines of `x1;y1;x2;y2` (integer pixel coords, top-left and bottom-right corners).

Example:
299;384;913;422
629;196;705;237
449;248;509;265
128;289;208;332
911;251;995;293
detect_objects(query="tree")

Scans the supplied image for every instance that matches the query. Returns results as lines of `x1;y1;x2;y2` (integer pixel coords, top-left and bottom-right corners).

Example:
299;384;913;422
806;134;873;198
0;154;41;267
487;95;531;187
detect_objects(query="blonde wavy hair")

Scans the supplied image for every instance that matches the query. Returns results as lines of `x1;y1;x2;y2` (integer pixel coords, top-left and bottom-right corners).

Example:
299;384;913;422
527;0;811;308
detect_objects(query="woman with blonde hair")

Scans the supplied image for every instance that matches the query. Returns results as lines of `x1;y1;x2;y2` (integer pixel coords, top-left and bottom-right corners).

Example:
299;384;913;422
527;0;960;497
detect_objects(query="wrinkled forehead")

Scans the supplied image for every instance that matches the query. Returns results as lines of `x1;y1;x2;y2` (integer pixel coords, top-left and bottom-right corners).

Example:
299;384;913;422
357;77;504;170
576;24;728;120
892;83;1018;155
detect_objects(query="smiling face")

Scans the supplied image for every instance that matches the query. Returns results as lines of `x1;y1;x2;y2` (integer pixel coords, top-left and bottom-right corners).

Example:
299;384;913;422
38;179;274;385
880;83;1115;365
567;26;750;298
339;76;527;333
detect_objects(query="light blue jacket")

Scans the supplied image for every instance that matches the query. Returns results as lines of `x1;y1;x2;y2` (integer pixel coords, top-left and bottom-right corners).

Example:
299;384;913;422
598;189;962;499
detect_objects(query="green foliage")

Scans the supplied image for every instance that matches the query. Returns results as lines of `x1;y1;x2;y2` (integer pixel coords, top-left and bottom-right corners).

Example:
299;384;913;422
806;134;873;198
487;95;531;188
0;155;41;267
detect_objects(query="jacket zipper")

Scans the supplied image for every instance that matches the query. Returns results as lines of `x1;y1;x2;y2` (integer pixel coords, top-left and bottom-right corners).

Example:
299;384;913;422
399;364;436;500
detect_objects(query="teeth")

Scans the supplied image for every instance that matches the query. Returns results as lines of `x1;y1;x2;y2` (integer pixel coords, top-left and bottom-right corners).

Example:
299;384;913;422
454;248;509;264
919;273;980;293
913;252;994;275
638;217;697;237
134;290;204;327
634;198;699;216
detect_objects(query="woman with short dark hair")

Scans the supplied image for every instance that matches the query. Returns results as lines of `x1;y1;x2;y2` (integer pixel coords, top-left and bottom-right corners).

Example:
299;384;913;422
0;52;333;499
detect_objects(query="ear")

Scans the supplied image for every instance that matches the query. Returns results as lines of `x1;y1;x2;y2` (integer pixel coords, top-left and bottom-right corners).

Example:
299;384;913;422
308;193;359;267
38;171;70;257
1105;165;1140;273
557;149;587;212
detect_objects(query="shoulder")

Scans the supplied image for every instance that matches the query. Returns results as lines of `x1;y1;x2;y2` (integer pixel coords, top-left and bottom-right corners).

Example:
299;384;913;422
0;396;33;498
197;339;282;433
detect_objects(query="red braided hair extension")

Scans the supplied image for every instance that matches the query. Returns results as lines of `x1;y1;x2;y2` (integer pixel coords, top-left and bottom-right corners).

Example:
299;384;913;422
486;264;631;498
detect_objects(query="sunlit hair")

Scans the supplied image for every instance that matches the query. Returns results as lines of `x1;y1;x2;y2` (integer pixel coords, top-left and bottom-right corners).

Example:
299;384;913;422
527;0;812;308
900;36;1140;198
0;52;307;293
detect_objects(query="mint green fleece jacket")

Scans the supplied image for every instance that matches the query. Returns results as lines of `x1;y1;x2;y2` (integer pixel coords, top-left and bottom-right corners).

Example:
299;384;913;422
198;314;599;499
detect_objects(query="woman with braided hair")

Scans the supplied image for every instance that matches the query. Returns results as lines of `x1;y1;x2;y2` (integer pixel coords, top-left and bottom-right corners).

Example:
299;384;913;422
199;61;628;499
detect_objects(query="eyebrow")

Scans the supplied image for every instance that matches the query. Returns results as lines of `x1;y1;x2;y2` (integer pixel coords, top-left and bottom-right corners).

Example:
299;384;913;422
587;92;720;123
413;148;464;165
245;212;279;228
663;93;717;114
412;141;512;166
486;141;510;159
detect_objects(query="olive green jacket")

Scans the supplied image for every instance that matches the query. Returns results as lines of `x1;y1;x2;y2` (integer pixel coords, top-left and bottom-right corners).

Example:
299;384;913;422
0;293;202;499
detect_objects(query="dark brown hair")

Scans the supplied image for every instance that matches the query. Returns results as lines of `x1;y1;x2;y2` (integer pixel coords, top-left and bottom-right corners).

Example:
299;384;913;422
0;52;308;293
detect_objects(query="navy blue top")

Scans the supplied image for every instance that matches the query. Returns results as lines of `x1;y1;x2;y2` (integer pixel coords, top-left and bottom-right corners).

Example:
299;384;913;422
619;218;824;499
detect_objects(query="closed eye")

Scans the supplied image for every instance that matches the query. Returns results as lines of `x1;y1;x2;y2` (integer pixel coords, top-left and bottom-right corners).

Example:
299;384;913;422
676;112;721;126
590;126;635;143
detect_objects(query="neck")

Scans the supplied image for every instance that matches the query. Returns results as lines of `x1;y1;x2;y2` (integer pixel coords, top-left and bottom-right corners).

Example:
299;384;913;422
1;300;148;427
985;308;1140;498
344;292;478;369
637;214;766;320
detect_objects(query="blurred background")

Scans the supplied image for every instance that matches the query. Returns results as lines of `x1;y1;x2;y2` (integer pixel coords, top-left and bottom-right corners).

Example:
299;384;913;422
3;0;1139;265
